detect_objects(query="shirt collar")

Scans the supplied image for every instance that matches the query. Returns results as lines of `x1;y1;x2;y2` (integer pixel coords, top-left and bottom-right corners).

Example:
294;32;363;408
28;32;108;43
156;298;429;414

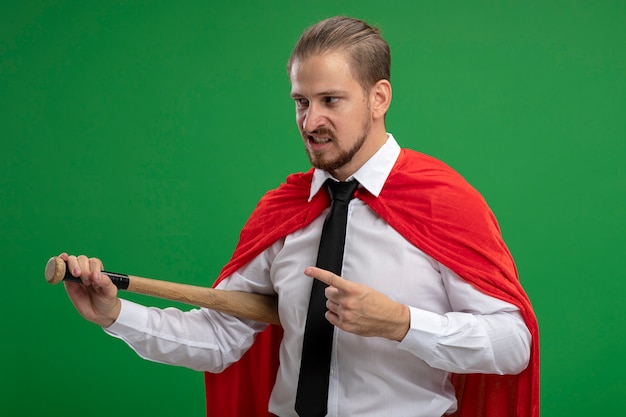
309;133;401;201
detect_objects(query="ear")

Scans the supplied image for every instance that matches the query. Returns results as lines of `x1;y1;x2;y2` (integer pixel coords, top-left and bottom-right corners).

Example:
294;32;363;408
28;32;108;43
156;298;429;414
369;79;392;120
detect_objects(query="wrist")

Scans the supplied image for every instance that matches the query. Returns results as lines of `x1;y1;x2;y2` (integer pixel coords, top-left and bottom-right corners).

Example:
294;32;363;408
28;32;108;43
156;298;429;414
389;304;410;342
96;299;122;328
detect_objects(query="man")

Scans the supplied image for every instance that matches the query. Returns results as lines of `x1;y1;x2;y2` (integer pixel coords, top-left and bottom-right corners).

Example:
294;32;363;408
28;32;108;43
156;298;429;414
62;16;539;417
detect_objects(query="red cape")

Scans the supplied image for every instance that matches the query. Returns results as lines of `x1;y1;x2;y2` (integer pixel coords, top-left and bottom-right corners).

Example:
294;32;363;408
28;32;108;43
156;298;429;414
205;149;539;417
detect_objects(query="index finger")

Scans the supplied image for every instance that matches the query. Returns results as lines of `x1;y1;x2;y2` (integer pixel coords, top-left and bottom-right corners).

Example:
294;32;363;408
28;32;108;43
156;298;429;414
304;266;352;291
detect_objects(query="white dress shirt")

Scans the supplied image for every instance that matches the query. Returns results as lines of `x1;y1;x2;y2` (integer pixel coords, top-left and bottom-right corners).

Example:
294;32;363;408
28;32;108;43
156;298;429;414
106;134;531;417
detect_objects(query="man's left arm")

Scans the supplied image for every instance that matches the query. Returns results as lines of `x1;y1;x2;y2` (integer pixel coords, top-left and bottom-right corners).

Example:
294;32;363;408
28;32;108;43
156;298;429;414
305;265;531;375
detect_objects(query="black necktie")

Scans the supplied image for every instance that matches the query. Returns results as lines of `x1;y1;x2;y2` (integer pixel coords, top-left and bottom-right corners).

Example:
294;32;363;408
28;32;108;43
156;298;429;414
295;179;359;417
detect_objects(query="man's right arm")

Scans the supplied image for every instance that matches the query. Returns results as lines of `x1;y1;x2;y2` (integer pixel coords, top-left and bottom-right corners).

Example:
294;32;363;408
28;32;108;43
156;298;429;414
104;298;267;372
61;250;274;372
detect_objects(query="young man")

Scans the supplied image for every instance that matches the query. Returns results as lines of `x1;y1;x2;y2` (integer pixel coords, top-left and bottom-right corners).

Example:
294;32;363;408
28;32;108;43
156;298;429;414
62;16;539;417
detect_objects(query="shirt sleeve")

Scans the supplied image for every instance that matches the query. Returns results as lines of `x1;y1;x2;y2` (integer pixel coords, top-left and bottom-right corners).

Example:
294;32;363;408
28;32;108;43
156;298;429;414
397;264;532;375
103;298;267;373
103;252;275;373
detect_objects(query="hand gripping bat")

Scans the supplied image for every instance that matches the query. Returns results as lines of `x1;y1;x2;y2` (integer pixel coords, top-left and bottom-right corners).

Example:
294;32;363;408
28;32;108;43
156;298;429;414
45;256;280;325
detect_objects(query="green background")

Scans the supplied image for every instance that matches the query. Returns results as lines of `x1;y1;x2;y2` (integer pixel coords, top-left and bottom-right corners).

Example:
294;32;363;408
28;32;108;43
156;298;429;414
1;1;624;416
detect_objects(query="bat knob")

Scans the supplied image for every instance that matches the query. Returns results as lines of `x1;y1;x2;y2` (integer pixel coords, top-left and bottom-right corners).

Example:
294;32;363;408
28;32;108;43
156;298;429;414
45;257;67;284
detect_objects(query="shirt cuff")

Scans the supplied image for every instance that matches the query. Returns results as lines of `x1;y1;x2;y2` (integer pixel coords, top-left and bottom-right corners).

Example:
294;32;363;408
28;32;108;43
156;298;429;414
397;306;446;352
103;299;149;336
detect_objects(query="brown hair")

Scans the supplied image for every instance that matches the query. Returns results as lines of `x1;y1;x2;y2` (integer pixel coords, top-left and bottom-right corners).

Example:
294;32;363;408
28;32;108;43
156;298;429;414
287;16;391;90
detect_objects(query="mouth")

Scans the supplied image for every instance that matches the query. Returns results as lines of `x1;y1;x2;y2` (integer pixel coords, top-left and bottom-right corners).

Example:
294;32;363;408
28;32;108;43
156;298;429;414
305;134;333;153
304;127;335;148
307;134;332;145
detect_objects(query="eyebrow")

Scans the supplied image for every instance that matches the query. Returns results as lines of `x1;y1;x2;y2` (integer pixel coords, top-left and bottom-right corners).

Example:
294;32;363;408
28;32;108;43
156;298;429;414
290;89;347;99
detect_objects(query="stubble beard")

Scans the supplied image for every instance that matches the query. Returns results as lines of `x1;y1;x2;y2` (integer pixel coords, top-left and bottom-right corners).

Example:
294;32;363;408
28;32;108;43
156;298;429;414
305;116;372;173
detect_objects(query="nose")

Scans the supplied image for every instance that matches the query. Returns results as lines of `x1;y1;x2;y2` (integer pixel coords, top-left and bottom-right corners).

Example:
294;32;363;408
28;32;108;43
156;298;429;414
301;102;326;133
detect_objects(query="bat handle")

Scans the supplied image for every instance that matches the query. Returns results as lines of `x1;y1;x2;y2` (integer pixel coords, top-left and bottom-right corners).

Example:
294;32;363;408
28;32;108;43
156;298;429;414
45;256;130;290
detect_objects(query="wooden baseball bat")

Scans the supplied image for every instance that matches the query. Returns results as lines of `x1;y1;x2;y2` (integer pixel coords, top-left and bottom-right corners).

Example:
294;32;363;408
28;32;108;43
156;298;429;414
45;256;280;325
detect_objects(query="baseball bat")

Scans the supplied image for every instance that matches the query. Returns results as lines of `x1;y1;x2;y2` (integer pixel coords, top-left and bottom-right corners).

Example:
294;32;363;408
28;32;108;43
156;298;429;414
45;256;280;325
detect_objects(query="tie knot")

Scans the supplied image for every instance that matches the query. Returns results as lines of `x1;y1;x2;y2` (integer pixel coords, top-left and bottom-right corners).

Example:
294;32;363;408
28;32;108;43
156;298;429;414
327;179;359;203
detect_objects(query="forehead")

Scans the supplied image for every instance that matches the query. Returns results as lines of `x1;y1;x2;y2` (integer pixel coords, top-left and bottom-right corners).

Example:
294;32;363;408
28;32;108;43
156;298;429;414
289;52;361;97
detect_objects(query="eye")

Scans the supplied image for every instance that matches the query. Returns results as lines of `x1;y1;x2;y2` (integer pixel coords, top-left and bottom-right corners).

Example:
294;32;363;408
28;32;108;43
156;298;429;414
325;97;339;105
295;98;309;108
